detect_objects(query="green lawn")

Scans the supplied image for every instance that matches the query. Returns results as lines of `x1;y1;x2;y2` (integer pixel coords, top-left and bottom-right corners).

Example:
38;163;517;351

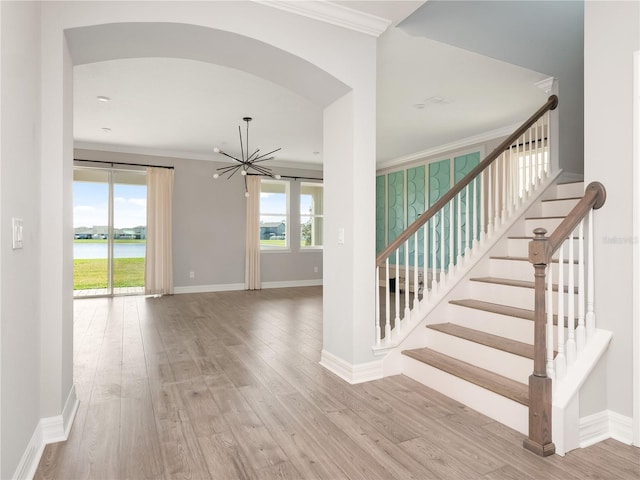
260;239;286;247
74;258;145;290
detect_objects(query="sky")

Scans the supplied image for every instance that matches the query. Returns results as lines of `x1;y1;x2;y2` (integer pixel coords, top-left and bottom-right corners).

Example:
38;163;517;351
73;182;147;229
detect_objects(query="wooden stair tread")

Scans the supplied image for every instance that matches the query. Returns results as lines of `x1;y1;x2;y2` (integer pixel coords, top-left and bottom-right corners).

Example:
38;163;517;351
402;348;529;406
427;323;534;359
471;276;578;294
449;299;576;327
490;255;578;264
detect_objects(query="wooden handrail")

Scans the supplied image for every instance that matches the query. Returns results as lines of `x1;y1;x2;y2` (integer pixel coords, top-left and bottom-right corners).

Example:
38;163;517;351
528;182;606;266
376;95;558;267
524;181;606;457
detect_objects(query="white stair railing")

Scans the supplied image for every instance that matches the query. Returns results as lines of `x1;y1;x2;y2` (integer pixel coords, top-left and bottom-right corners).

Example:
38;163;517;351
374;96;558;350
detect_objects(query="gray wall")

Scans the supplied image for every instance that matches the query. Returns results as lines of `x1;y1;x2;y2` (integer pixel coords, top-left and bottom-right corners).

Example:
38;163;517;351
399;0;584;177
75;149;323;289
0;2;42;477
584;1;639;419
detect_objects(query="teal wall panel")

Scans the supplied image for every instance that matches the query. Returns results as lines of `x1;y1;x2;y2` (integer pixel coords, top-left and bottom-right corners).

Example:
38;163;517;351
406;165;425;268
454;152;481;256
429;159;450;269
376;175;386;254
387;171;404;264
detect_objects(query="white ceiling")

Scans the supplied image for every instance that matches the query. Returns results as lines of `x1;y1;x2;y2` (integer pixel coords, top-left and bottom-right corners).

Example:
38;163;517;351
72;1;551;170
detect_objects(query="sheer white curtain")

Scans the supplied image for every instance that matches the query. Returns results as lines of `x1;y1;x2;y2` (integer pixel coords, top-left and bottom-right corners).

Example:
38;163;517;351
145;167;174;295
245;175;261;290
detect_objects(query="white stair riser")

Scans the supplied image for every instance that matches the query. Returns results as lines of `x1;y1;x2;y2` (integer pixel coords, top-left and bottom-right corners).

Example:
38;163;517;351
447;304;564;350
555;182;585;198
470;281;579;313
541;198;580;217
425;329;532;383
402;355;528;435
507;238;582;259
490;258;579;282
524;217;566;236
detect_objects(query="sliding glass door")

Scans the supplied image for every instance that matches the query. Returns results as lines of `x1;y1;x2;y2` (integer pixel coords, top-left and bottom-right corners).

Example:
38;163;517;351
73;166;147;297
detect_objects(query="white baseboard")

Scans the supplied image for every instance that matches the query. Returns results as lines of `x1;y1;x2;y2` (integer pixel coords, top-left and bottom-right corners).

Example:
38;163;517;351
319;349;383;384
174;279;322;294
579;410;634;448
174;283;245;294
262;279;323;289
13;385;79;480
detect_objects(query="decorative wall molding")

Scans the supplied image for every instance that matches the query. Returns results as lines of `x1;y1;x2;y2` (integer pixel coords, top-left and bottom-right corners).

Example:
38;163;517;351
579;410;634;448
174;279;322;295
377;123;520;171
255;1;391;37
535;77;556;94
320;349;384;384
13;386;79;480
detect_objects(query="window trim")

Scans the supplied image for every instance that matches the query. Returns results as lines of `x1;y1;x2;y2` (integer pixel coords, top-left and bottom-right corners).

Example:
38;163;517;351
300;181;324;250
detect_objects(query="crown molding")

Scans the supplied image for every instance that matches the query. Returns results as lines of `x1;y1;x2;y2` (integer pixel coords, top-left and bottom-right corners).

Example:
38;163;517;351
254;1;392;37
377;122;521;170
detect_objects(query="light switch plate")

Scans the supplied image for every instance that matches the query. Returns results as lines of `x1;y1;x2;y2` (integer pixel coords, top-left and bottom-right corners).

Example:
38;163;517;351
12;218;23;249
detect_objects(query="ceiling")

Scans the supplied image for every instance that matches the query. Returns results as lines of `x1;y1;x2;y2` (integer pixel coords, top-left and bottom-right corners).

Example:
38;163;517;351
73;0;551;170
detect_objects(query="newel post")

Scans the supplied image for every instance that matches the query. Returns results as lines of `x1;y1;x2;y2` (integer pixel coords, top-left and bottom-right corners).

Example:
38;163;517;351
523;228;556;456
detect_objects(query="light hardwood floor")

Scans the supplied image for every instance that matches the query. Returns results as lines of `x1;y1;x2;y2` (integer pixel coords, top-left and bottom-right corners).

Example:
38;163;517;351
35;287;639;479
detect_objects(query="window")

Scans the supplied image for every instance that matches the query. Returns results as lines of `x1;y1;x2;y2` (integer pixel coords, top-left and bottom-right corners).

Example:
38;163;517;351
260;179;289;249
300;182;323;248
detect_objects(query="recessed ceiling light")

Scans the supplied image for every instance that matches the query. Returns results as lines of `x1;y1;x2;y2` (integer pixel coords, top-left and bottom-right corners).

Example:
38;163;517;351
97;96;110;102
413;103;426;110
313;151;321;156
101;127;112;132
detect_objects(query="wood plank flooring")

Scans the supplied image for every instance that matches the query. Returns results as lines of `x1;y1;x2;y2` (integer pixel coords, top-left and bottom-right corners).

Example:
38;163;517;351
35;287;639;479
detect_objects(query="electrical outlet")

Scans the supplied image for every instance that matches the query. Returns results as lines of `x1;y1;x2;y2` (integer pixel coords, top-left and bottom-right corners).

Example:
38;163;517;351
189;271;195;278
314;266;318;273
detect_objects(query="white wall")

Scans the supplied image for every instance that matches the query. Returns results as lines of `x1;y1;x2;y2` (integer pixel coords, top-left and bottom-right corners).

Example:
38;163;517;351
74;149;324;289
584;1;640;420
0;2;42;477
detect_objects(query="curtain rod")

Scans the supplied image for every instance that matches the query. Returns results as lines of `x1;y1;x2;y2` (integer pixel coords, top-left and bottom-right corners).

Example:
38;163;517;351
247;173;323;181
74;158;174;170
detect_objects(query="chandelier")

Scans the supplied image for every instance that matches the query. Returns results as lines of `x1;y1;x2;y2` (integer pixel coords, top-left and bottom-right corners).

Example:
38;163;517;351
212;117;281;196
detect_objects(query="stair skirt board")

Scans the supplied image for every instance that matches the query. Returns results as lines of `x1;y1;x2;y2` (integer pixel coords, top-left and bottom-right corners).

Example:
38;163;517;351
402;354;528;435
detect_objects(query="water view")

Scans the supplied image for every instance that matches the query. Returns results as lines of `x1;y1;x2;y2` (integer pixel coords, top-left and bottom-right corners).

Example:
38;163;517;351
74;242;146;259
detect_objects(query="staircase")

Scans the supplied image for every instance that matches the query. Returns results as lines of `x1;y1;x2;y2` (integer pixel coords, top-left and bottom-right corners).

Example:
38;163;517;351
399;181;598;448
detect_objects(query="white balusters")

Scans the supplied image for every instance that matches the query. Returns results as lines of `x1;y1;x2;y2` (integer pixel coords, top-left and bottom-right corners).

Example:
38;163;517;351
465;184;471;256
501;152;508;223
404;240;410;324
546;266;556;380
480;171;486;242
432;216;438;296
413;234;419;310
439;209;446;285
576;220;586;351
394;250;401;335
586;209;595;337
423;222;429;304
385;257;391;345
375;266;381;347
457;191;462;267
448;199;454;274
487;166;493;236
566;231;576;365
556;245;567;380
